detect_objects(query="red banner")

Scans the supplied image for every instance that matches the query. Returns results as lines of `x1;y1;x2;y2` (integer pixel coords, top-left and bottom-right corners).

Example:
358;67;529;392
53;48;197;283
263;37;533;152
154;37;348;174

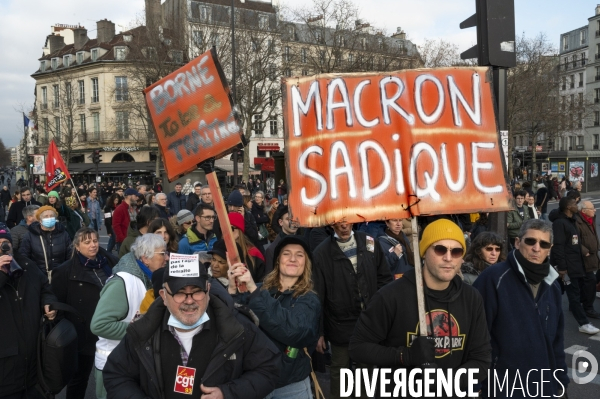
143;48;243;182
282;67;512;227
45;140;71;191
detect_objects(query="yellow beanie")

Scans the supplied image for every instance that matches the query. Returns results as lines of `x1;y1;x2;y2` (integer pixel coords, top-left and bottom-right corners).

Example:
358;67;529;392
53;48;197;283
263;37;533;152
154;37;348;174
35;205;58;220
419;219;466;257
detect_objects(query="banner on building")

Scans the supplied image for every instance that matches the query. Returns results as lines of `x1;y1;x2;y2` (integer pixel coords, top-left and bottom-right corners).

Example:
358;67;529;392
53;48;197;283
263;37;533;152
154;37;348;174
144;48;243;181
45;140;71;191
282;67;512;227
32;155;45;175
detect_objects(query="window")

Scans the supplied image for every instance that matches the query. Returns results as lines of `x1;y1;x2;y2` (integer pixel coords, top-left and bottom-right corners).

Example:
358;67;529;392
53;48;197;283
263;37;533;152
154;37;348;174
570;74;574;88
54;117;61;141
595;111;600;126
270;120;277;136
200;5;211;21
378;38;384;50
259;15;269;29
578;136;584;146
42;118;49;143
193;30;203;47
65;82;72;106
115;47;126;61
269;89;276;106
115;77;128;101
41;87;47;108
315;31;322;43
361;37;367;50
283;46;290;62
63;55;71;67
51;58;58;70
569;136;575;149
301;48;307;63
93;112;100;138
579;72;584;87
561;76;566;89
91;49;98;62
40;60;46;71
562;35;568;50
252;114;264;135
123;35;132;42
582;52;587;66
209;33;220;47
78;81;85;105
302;69;308;76
284;68;291;77
66;115;73;134
91;78;99;102
171;51;183;64
79;114;86;136
76;52;83;64
581;29;587;44
53;84;60;108
145;47;157;60
116;111;129;139
348;53;354;63
268;64;276;80
595;134;599;149
287;25;295;37
595;89;600;102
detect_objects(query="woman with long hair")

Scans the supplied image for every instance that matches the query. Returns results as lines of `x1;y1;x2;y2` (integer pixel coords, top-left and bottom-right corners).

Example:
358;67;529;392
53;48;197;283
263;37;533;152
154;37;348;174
229;212;266;282
104;193;122;253
148;218;178;253
228;236;320;399
461;231;505;285
8;190;20;210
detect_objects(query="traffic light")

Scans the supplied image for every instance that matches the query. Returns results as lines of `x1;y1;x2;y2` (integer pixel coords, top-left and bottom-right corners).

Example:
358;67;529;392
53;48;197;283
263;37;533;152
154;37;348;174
92;150;102;164
460;0;516;68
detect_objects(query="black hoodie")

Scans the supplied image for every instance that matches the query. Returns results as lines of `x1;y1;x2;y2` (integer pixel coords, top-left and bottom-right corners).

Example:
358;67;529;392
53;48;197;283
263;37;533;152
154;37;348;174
349;268;491;394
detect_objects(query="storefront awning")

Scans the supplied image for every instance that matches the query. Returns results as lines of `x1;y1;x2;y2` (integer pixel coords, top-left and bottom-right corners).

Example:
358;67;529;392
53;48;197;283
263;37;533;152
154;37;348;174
257;144;280;151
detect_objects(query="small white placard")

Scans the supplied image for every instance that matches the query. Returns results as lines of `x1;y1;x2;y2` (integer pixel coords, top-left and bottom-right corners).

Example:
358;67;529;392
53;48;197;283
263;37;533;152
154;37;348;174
500;41;515;52
169;253;199;277
104;212;112;218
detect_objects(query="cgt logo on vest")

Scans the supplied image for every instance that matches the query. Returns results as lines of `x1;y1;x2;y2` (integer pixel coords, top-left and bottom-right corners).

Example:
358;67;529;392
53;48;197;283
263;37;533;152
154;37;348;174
174;365;197;395
407;310;465;358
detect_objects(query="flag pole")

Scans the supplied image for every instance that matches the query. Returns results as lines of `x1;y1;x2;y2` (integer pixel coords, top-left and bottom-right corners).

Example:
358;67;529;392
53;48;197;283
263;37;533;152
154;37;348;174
69;178;85;210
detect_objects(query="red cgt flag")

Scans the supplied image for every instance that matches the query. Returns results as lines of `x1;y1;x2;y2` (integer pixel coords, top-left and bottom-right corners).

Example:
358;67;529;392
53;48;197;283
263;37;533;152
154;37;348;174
45;140;71;191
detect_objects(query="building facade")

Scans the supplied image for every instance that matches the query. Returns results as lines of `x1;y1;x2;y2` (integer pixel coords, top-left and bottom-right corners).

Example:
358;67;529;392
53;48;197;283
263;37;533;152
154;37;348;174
31;21;164;182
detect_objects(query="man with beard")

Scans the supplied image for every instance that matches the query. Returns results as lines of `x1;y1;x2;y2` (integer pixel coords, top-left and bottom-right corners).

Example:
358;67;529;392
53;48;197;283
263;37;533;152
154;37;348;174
103;257;280;399
474;219;569;398
349;219;491;398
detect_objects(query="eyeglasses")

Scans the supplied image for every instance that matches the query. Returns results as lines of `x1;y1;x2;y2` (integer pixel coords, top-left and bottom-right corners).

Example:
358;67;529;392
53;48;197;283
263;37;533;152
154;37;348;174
483;246;502;253
521;237;552;249
154;251;170;257
163;287;206;303
201;215;217;220
432;245;464;258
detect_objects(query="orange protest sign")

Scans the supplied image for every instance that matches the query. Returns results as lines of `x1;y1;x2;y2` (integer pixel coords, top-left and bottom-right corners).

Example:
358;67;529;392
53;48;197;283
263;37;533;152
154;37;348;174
282;67;512;227
144;48;243;181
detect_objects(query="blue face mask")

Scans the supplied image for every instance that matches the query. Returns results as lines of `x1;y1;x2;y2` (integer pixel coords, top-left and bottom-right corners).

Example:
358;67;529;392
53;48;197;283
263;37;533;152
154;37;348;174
41;217;56;228
167;311;210;330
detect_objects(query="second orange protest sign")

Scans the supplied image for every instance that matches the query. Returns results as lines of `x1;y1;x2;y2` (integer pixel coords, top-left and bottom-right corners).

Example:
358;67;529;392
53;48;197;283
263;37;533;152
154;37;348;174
282;67;513;227
144;48;243;181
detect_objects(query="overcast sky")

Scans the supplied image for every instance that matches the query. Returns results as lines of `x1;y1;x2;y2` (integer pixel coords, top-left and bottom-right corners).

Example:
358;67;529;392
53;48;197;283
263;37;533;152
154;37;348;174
0;0;595;148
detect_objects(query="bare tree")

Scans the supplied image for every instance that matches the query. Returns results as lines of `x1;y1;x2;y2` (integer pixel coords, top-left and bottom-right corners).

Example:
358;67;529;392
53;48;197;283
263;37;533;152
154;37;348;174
507;33;597;178
417;38;477;68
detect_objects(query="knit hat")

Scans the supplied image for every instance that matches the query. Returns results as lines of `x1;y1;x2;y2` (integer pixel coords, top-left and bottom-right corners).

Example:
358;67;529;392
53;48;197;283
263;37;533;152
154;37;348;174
35;205;59;220
0;223;12;243
419;219;466;257
176;210;194;225
48;191;60;199
124;188;139;197
228;212;245;232
227;190;244;207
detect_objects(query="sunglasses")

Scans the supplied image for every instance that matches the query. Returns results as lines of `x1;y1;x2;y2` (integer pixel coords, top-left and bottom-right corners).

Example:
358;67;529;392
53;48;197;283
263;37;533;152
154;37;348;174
521;237;552;249
432;245;464;258
483;246;502;253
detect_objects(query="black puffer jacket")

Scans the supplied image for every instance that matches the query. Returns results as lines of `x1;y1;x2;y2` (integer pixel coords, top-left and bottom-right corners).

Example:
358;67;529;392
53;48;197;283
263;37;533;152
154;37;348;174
51;248;119;355
18;221;72;275
313;232;393;346
103;294;281;399
550;212;586;278
0;252;57;396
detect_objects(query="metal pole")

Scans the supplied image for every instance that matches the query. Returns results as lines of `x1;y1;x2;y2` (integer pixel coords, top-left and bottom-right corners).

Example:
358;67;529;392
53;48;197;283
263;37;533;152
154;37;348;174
489;67;509;256
231;0;238;186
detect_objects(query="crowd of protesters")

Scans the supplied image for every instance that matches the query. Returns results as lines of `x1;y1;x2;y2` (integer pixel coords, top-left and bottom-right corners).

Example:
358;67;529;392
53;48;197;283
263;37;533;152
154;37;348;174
1;172;599;399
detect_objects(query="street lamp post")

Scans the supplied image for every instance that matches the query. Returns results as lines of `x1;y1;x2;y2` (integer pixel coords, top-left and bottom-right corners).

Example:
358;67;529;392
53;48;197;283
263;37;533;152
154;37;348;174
231;0;238;186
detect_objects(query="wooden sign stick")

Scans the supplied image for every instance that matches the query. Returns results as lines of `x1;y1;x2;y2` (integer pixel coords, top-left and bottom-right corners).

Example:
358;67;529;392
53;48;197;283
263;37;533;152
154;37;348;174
410;216;428;337
201;160;246;292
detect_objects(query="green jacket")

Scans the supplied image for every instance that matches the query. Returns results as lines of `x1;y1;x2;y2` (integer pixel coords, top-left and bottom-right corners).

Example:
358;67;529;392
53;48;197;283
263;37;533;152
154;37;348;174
507;206;531;239
90;252;153;340
119;225;141;258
